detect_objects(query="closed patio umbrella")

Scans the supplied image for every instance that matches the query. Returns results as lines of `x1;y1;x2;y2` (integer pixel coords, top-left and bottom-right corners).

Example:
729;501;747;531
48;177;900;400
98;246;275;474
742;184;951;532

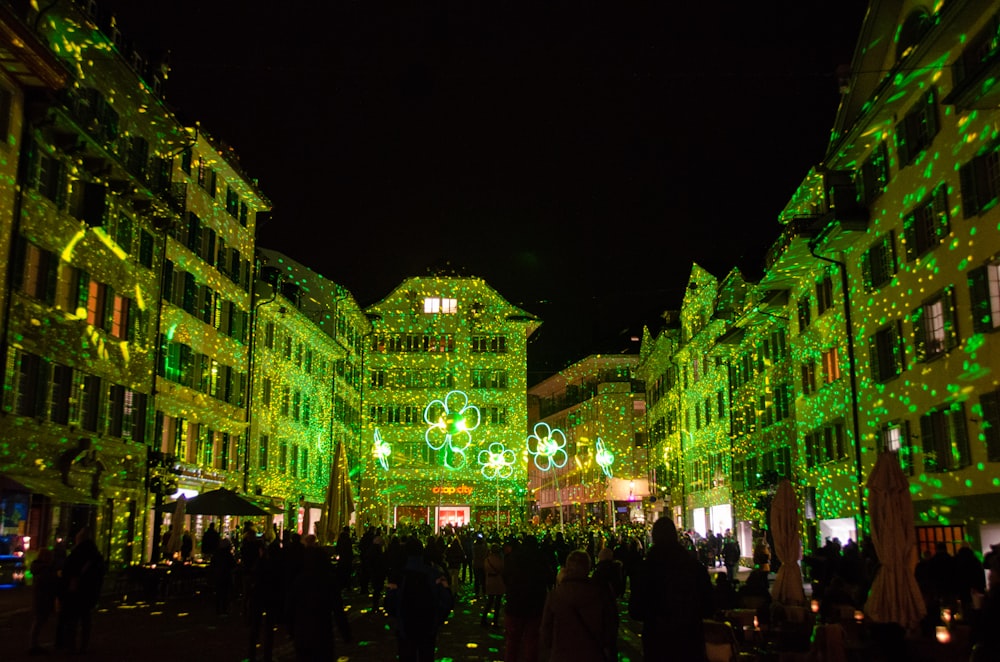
770;479;806;606
165;495;186;558
319;442;353;545
864;451;925;630
160;488;267;516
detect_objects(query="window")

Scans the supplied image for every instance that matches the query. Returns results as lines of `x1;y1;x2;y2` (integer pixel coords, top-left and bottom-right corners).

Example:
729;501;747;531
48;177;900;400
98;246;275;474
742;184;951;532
226;186;239;217
816;275;834;315
805;421;847;467
80;375;102;432
913;287;959;361
423;297;457;314
895;88;939;167
879;420;914;475
797;295;811;332
471;335;507;353
857;141;890;205
471;369;508;389
259;434;269;470
959;143;1000;217
862;232;898;290
262;378;272;406
13;351;45;417
29;144;66;206
920;401;970;472
110;294;130;339
774;383;792;422
0;86;12;145
980;389;1000;462
50;363;72;425
17;242;58;304
801;361;817;396
903;185;949;260
968;261;1000;332
868;321;905;383
265;322;275;349
821;348;841;383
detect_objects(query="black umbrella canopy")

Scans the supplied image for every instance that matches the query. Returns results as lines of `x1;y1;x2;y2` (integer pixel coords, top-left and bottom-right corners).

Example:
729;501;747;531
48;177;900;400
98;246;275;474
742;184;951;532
161;488;267;516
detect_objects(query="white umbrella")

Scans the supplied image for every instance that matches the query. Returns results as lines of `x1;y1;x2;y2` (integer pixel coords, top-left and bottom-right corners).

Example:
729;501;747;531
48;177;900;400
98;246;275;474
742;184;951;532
864;451;926;630
165;495;186;558
770;479;806;606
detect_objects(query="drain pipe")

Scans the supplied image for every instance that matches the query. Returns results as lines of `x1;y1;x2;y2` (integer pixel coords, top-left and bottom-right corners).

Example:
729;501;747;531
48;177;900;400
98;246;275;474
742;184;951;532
808;240;867;536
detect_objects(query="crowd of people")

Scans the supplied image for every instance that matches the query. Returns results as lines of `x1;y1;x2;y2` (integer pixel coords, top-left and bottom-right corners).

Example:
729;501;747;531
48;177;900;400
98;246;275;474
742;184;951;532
22;515;1000;661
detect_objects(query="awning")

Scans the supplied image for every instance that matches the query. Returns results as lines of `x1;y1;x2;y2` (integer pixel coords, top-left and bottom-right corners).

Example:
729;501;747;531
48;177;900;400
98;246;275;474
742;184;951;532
0;473;100;506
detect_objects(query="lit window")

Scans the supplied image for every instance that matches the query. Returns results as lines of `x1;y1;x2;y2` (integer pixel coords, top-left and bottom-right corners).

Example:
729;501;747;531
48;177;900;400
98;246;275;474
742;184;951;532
423;297;457;314
822;348;841;383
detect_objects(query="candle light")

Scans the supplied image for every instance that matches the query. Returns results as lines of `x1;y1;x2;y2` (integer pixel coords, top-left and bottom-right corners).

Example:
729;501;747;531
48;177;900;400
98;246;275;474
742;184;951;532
811;599;820;613
753;615;759;629
853;610;864;622
936;626;951;644
941;608;951;624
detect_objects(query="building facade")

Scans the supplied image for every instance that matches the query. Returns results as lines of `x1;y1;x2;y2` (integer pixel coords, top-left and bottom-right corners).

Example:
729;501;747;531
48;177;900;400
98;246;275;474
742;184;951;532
527;354;647;527
363;275;539;530
246;249;368;537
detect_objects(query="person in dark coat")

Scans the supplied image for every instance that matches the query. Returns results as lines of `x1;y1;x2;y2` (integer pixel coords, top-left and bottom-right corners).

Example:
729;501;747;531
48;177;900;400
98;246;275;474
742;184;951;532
286;546;352;661
55;528;105;654
591;546;626;599
481;544;506;626
540;550;618;662
201;522;221;560
335;527;354;590
28;548;58;654
211;538;237;615
369;535;387;611
385;537;454;662
629;517;714;662
503;536;550;662
722;532;741;583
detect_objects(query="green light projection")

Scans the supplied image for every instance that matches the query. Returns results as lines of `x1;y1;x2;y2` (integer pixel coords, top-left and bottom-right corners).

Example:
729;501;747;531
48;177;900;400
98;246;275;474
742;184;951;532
595;437;615;478
526;422;568;471
424;389;481;469
374;428;391;471
477;441;515;480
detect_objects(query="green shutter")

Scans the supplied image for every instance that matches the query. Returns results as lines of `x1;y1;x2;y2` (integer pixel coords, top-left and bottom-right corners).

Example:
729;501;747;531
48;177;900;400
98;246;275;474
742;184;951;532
868;333;881;383
981;391;1000;462
933;184;949;242
949;402;969;468
943;286;960;351
912;305;926;362
920;412;937;472
893;320;906;376
959;160;980;218
968;265;992;332
903;213;917;262
896;123;911;167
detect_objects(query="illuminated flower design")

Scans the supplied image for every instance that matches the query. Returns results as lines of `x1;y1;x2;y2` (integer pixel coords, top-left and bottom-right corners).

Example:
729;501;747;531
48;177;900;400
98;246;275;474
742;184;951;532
477;441;516;480
373;428;391;471
424;390;481;469
526;422;568;472
595;437;615;478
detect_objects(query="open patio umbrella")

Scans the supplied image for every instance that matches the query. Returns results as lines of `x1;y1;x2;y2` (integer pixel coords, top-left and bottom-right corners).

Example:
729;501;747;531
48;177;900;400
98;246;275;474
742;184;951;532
770;479;806;606
319;442;354;544
165;495;186;558
864;451;926;630
162;488;267;516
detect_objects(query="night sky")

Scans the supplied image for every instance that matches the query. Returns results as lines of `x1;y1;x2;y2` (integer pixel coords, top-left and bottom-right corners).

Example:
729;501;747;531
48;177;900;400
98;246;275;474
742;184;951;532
95;1;869;381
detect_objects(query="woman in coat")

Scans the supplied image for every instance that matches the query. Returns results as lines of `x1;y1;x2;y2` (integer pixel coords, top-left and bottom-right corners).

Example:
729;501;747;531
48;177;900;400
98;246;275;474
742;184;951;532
540;550;617;662
481;544;505;627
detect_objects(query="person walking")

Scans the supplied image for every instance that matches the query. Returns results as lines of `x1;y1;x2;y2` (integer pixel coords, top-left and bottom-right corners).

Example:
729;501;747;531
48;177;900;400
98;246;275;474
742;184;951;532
540;550;618;662
286;546;352;661
481;543;505;627
211;538;236;615
503;536;550;662
385;537;454;662
723;531;741;583
28;548;58;654
472;534;488;597
445;536;466;594
55;528;105;654
201;521;221;560
629;517;714;661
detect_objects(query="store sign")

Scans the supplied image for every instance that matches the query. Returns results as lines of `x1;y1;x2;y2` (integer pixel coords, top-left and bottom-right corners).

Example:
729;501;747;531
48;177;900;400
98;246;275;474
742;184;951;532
431;485;474;495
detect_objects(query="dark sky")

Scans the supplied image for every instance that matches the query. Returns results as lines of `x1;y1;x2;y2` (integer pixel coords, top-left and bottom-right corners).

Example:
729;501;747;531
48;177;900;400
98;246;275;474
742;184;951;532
96;1;869;381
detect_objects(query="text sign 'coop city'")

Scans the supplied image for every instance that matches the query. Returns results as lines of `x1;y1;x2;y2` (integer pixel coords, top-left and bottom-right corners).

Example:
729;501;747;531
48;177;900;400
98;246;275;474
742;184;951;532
431;485;474;495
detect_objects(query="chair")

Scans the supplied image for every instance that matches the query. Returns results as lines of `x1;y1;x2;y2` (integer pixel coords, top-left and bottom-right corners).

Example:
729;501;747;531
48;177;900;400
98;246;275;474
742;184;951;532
704;619;757;662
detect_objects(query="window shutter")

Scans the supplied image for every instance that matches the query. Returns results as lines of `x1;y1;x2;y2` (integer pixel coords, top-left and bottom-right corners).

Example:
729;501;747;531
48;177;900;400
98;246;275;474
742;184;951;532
81;183;107;227
868;333;881;383
920;412;937;472
43;251;58;305
981;391;1000;462
912;305;926;362
933;185;949;242
896;123;911;168
967;265;991;332
103;285;116;332
76;270;90;313
902;213;917;262
949;402;969;468
862;247;874;290
959;160;980;218
161;259;174;302
925;88;939;142
943;286;960;351
892;320;906;376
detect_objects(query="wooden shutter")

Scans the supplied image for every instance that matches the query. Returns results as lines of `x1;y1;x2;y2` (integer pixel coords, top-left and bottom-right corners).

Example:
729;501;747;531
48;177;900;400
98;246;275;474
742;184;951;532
920;412;937;472
943;286;960;351
981;391;1000;462
912;304;926;362
959;160;980;218
968;265;992;332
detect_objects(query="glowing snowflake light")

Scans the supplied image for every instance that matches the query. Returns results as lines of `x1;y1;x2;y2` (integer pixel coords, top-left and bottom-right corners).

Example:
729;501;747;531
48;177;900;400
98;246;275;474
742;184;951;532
526;422;568;472
373;428;391;471
424;390;481;469
595;437;615;478
477;441;516;480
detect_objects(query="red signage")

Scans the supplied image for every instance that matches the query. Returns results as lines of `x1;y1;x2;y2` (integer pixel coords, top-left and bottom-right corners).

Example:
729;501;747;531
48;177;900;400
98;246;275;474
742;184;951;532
431;485;474;495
